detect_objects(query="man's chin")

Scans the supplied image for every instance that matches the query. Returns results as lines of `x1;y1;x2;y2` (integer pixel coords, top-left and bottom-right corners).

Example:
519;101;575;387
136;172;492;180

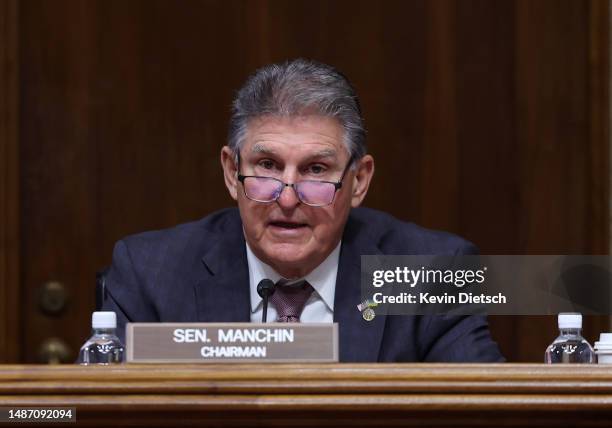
266;244;308;263
259;243;313;273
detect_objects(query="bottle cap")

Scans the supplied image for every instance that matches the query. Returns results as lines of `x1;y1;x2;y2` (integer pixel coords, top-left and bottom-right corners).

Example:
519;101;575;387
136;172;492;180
595;333;612;351
558;312;582;329
92;311;117;329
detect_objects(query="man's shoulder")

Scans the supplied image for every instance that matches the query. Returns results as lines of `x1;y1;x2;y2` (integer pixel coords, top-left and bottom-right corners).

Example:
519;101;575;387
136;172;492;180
348;207;477;254
118;207;241;255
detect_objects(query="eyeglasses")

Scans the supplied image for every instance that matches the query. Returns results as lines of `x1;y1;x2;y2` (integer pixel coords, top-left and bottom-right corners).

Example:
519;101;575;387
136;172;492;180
237;156;354;207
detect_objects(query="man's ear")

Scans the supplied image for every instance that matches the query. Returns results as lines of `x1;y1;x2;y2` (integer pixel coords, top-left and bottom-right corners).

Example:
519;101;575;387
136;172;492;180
220;146;239;201
350;154;375;208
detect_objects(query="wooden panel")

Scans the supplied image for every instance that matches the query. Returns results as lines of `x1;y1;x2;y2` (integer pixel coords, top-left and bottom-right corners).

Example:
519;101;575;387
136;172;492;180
489;0;610;363
18;0;253;363
585;0;611;356
19;0;98;363
2;364;612;426
588;0;610;253
0;0;19;363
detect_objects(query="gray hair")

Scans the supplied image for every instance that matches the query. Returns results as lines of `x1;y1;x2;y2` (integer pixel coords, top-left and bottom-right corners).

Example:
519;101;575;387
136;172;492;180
228;59;366;160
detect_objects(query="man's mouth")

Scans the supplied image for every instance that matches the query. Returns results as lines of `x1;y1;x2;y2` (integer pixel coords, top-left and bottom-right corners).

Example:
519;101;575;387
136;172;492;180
269;221;308;229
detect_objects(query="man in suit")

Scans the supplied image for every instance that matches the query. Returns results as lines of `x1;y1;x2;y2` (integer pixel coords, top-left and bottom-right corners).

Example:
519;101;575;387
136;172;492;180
103;59;503;362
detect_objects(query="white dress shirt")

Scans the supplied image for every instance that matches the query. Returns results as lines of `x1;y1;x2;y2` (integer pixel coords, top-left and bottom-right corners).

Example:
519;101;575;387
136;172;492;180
246;241;339;323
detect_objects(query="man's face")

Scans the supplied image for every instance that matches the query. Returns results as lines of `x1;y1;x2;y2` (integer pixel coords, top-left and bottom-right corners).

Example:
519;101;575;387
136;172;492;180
221;114;374;278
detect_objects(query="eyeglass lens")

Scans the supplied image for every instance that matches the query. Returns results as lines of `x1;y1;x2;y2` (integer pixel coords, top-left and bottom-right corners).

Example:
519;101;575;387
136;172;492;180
243;177;336;206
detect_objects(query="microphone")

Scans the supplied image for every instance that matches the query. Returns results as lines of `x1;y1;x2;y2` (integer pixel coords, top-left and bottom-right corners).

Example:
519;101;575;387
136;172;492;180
256;279;276;323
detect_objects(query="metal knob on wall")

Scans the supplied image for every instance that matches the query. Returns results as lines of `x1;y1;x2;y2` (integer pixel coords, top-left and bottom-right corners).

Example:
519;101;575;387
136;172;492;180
38;280;69;315
38;338;72;364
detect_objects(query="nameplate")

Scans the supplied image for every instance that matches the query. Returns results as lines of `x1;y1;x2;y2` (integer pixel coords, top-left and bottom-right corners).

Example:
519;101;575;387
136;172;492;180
126;322;338;363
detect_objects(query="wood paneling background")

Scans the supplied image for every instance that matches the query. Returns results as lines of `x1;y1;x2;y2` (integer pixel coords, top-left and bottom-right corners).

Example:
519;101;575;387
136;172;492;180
0;0;609;362
0;0;19;363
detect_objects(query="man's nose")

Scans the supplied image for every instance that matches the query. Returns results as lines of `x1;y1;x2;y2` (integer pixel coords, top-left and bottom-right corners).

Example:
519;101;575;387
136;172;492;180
276;170;301;208
276;183;301;208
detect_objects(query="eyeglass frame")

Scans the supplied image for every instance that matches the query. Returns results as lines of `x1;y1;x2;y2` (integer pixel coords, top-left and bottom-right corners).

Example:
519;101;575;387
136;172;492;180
235;153;355;207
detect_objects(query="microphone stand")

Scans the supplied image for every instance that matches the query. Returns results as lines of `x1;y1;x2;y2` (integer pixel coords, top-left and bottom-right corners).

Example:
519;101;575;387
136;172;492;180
257;279;276;323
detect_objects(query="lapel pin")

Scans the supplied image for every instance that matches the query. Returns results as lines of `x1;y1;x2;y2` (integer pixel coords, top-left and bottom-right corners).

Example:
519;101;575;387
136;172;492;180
357;299;378;321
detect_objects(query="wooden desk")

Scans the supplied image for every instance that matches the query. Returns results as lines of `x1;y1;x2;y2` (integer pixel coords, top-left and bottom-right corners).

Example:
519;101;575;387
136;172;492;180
1;364;611;426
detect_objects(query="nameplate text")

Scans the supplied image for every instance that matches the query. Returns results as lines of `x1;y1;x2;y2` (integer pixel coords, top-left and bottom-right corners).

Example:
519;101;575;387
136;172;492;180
126;323;338;363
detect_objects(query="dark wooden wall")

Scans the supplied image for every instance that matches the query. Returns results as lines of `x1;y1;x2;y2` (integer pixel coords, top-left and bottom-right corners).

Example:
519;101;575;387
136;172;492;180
0;0;19;363
0;0;608;363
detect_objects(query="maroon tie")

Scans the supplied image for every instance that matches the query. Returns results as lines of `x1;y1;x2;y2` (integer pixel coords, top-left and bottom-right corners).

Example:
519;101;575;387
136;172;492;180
269;279;314;322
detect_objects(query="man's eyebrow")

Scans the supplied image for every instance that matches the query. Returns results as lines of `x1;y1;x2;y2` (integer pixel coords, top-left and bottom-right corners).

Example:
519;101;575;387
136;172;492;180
251;143;276;154
310;149;337;158
300;149;339;162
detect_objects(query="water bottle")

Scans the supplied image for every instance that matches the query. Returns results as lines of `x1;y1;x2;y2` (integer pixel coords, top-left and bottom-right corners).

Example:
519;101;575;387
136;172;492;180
78;311;125;365
544;313;595;364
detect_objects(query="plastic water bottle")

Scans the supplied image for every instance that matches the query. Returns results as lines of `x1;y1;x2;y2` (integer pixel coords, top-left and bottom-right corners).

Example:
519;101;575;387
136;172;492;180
544;313;595;364
78;311;125;365
594;333;612;364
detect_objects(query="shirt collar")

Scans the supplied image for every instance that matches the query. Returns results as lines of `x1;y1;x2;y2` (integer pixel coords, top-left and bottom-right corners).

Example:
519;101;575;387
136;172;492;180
246;241;340;314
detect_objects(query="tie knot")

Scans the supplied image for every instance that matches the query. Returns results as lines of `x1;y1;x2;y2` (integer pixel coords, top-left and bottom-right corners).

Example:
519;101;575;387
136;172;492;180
269;279;314;323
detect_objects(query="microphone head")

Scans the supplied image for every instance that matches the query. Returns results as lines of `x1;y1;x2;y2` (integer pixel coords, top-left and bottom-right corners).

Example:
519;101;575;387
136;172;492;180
257;279;276;298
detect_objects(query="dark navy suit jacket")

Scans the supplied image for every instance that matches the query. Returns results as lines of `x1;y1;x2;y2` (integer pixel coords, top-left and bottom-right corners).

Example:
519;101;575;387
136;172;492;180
102;207;504;362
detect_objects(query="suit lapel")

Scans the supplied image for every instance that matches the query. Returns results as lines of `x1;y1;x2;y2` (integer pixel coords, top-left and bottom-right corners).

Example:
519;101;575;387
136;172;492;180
334;214;386;362
194;213;251;322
